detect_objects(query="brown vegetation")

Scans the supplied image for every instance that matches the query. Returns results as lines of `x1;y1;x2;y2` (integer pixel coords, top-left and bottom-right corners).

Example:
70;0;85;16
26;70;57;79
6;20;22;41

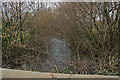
1;2;120;75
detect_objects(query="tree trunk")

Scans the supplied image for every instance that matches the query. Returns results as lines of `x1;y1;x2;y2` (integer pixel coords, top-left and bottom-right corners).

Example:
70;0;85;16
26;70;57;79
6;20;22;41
19;2;22;43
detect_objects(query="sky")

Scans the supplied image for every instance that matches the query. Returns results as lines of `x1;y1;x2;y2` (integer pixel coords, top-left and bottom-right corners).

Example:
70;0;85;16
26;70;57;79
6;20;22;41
2;0;120;2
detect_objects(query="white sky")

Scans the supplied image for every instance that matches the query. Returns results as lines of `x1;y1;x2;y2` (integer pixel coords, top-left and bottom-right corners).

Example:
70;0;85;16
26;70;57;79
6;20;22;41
2;0;120;2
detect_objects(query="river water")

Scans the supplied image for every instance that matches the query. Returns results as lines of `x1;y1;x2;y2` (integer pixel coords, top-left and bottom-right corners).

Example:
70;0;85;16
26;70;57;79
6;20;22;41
22;38;72;72
40;38;72;72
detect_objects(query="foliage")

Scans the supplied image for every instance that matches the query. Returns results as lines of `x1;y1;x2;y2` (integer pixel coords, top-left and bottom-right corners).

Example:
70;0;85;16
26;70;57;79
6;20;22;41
1;2;120;76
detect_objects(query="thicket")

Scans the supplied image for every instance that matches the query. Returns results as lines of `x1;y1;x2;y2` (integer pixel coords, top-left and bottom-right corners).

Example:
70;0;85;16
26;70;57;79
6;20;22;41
1;2;120;75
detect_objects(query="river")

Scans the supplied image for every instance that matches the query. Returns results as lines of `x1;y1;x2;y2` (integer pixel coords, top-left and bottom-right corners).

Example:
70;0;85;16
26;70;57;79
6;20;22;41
40;38;72;72
22;38;72;72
